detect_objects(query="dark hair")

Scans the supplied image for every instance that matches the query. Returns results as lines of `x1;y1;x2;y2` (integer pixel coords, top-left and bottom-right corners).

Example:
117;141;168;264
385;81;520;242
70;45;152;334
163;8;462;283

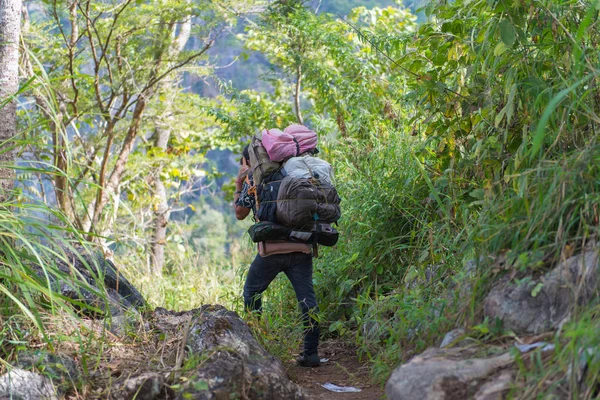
240;145;250;165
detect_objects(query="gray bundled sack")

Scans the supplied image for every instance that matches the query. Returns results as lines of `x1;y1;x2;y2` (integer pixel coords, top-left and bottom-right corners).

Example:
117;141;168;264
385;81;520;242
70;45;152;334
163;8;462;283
283;156;334;185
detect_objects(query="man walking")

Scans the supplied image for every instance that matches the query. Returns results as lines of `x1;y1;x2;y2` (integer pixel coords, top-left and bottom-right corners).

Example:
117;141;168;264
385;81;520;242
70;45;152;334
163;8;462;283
233;145;321;367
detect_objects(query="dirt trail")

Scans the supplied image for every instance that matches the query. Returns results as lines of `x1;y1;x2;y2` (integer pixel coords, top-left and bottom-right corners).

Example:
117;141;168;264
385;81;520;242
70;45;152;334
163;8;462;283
286;341;385;400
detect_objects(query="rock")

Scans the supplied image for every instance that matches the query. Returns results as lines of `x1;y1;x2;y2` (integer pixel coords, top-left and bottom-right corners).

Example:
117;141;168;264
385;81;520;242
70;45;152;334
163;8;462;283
385;347;513;400
474;371;513;400
360;298;399;343
15;351;80;394
152;305;306;399
106;314;132;337
439;328;466;348
484;248;599;334
0;368;58;400
185;306;264;358
57;247;147;310
110;372;173;400
31;246;147;318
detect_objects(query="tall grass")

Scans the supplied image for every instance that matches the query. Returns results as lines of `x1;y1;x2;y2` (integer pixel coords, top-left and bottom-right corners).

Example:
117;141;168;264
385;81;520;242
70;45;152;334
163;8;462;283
117;233;254;311
0;188;115;365
1;55;117;369
474;144;600;268
312;134;472;380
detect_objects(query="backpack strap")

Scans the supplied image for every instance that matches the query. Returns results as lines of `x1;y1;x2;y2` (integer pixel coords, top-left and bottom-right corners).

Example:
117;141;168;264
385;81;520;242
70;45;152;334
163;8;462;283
301;157;318;181
245;174;259;207
292;136;300;157
248;186;260;213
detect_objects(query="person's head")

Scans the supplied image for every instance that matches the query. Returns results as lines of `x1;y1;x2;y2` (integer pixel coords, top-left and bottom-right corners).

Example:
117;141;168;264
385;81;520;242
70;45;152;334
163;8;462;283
240;145;250;166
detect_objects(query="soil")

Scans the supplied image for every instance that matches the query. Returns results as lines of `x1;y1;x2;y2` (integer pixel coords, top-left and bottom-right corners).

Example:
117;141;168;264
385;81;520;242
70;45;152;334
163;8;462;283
286;341;385;400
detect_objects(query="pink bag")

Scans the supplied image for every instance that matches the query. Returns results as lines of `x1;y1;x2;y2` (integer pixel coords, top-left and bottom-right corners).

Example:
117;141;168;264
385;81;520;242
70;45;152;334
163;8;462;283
261;124;318;162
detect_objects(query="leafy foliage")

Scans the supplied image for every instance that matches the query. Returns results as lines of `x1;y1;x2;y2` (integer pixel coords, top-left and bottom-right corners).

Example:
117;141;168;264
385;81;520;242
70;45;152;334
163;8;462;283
20;0;251;263
6;0;600;395
218;0;600;389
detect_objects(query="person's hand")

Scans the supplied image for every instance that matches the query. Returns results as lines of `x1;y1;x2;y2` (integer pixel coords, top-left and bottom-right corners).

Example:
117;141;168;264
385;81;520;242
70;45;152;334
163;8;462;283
236;164;249;185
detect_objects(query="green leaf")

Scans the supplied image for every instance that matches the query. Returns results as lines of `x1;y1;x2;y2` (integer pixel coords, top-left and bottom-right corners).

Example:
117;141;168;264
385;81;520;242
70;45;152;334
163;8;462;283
347;252;359;263
530;74;594;160
499;20;516;46
493;42;506;56
531;282;543;297
376;265;384;275
193;380;209;391
329;320;343;333
413;153;451;220
505;83;517;125
469;189;485;199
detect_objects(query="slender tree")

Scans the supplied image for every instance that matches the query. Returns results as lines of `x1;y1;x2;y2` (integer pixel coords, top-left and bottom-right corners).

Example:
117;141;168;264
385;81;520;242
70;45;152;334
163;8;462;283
0;0;22;200
150;8;192;274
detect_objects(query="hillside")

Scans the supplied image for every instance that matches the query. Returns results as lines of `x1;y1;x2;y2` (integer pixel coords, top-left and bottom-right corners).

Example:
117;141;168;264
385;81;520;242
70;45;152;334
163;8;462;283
0;0;599;399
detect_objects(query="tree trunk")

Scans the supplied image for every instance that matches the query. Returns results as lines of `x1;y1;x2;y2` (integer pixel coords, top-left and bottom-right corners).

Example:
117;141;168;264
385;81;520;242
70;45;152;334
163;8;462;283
0;0;22;201
150;14;192;275
150;148;170;275
83;95;147;236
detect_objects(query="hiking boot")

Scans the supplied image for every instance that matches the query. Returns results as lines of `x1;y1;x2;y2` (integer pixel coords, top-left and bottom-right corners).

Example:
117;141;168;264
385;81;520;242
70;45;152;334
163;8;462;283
296;352;320;368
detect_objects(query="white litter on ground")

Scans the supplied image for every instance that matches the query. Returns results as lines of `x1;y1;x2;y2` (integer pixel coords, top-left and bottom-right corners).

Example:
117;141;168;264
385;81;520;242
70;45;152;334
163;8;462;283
515;342;555;353
322;382;361;393
320;358;329;363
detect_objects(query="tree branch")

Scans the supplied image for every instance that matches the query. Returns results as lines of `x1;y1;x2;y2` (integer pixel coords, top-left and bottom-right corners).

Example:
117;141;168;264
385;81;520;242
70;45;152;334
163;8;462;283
294;62;303;124
80;0;107;116
144;40;215;92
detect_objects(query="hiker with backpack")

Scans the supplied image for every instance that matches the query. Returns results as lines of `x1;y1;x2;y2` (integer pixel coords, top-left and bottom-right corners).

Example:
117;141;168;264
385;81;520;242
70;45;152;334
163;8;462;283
233;124;341;368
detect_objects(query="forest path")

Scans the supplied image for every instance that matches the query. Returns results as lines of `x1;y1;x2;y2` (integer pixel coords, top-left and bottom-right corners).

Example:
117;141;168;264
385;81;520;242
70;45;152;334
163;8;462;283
285;340;384;400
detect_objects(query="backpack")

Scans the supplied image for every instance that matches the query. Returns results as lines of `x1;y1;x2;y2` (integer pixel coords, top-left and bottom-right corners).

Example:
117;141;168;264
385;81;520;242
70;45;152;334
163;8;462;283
248;221;339;247
248;136;280;186
255;169;286;223
248;129;341;248
262;125;318;162
276;176;341;230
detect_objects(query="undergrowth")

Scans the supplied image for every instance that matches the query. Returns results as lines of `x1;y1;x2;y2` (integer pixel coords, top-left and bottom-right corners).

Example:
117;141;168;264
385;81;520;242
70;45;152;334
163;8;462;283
4;0;600;398
211;1;600;394
0;193;130;398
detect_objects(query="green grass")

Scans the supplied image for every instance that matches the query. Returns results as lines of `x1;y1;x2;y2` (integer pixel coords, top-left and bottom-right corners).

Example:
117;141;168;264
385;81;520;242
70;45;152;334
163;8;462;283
117;238;254;311
4;0;600;397
0;190;127;395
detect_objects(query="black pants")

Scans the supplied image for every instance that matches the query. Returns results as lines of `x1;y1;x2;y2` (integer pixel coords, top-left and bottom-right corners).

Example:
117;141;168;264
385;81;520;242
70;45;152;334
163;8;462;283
243;252;320;356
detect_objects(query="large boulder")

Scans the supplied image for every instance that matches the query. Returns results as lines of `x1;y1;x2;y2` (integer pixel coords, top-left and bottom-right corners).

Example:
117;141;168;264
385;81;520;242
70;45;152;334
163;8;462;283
151;305;306;400
484;247;599;334
385;347;514;400
30;245;147;318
